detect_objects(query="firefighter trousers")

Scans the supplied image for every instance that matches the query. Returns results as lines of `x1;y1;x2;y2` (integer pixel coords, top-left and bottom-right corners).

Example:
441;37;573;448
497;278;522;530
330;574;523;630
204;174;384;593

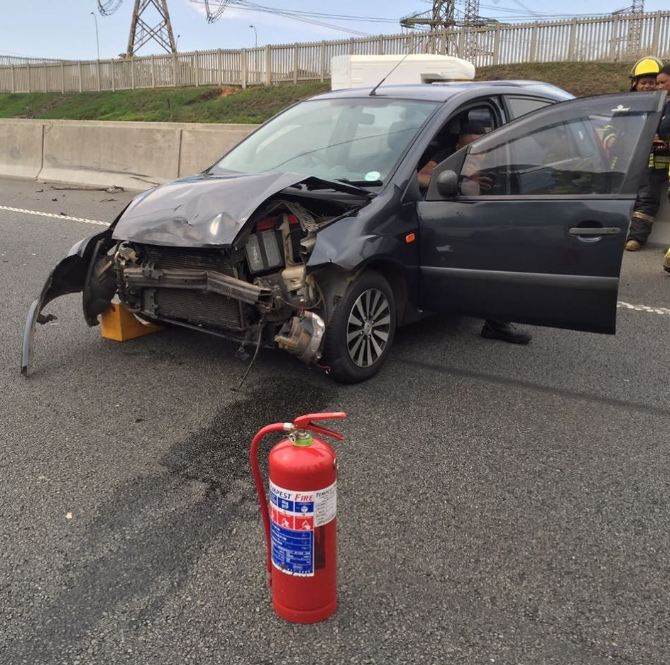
629;168;668;245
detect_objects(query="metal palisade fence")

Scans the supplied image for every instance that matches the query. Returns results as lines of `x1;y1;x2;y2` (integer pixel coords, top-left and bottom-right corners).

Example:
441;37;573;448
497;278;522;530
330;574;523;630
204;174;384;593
2;11;670;94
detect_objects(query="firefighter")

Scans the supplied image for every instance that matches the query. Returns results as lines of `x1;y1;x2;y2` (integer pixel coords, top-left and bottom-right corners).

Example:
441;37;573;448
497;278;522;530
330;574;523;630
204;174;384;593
656;64;670;272
626;56;667;251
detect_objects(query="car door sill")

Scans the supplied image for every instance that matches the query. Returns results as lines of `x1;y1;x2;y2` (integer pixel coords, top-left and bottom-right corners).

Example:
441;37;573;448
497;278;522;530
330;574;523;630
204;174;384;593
422;266;615;290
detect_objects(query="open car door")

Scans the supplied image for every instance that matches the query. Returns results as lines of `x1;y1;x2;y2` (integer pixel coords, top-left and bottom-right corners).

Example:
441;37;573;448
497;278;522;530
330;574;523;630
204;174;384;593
418;91;666;333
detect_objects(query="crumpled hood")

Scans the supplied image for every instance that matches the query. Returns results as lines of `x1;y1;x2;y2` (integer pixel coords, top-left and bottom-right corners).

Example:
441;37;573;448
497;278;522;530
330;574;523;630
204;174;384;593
112;172;369;248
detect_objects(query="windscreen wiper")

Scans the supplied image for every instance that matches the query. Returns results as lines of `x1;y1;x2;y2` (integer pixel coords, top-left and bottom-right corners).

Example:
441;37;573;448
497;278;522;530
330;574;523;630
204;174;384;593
337;178;383;187
298;177;377;198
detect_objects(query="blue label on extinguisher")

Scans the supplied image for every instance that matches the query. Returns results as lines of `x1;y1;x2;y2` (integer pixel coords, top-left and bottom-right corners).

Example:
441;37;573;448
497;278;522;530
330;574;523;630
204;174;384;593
269;480;336;577
271;522;314;576
269;481;314;577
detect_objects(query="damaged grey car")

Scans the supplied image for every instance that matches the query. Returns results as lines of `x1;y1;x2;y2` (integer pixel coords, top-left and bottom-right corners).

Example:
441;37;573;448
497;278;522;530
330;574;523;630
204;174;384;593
22;85;665;382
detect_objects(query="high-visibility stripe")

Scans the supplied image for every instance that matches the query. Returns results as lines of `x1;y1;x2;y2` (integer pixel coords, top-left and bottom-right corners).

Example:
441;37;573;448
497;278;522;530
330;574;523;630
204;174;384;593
631;210;654;224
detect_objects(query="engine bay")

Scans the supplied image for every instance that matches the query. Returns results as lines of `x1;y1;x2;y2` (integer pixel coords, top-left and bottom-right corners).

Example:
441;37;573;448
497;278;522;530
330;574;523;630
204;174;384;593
86;195;358;364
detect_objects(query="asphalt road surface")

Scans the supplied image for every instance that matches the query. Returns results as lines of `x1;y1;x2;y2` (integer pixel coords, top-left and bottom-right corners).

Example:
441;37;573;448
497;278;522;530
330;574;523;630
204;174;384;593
2;176;669;665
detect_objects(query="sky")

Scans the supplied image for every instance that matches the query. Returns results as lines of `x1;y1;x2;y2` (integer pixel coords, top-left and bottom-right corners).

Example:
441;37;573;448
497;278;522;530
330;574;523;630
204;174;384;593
0;0;667;61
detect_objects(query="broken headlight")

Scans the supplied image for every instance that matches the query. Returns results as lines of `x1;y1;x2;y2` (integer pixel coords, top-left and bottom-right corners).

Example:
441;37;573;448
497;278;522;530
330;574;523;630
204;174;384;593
245;230;283;274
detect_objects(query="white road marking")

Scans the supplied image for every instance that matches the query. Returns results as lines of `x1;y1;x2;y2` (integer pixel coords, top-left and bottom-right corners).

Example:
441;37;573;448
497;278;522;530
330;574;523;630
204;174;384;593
617;301;670;316
2;204;669;318
0;204;109;227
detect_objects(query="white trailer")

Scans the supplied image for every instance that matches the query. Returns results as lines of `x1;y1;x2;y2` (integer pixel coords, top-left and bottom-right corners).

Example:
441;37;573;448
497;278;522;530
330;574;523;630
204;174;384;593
330;54;475;91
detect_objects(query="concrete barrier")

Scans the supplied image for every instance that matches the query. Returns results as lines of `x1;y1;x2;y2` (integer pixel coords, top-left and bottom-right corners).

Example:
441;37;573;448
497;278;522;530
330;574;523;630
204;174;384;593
179;124;257;177
0;118;258;191
0;117;668;245
40;120;183;191
0;119;44;179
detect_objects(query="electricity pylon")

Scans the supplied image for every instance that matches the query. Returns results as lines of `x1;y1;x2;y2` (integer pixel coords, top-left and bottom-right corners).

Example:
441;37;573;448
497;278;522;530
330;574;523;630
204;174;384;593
399;1;457;53
627;0;645;57
97;0;177;56
462;0;481;60
400;1;456;30
126;0;177;55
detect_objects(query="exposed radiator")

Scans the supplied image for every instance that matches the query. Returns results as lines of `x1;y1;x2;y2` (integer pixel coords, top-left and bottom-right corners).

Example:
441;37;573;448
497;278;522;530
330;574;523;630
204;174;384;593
153;289;245;331
140;246;244;331
143;246;236;275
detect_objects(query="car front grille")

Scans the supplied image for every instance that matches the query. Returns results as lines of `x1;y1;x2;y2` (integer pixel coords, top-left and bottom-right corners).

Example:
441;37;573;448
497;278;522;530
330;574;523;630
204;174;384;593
140;246;245;331
154;289;245;331
143;246;236;275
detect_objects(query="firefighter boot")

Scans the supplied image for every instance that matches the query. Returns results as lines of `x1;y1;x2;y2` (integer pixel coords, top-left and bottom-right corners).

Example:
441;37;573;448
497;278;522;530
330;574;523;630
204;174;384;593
626;239;642;251
664;247;670;273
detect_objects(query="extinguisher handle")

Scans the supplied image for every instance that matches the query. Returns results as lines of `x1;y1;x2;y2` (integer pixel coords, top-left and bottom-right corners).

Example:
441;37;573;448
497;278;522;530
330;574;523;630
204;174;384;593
293;412;347;440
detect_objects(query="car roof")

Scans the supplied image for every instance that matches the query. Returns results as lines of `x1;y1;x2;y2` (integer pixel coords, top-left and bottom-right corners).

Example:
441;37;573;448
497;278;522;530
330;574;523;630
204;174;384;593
311;81;574;103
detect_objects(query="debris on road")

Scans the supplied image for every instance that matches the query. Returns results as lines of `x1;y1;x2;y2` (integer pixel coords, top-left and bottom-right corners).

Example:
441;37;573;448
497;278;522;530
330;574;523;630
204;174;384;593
49;185;125;193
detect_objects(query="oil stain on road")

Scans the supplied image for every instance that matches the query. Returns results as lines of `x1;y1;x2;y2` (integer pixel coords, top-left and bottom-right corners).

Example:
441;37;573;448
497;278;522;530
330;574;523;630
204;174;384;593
10;375;336;662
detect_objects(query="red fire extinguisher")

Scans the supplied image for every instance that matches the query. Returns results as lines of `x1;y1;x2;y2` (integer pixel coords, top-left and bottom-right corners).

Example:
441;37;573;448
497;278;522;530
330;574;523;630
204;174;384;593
249;412;347;624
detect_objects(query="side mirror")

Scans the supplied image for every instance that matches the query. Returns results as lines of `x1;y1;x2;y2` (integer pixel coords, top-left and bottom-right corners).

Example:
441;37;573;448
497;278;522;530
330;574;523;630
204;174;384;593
436;170;458;198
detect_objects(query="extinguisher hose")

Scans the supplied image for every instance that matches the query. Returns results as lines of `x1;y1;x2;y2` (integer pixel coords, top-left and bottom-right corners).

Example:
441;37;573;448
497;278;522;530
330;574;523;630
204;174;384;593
249;422;291;585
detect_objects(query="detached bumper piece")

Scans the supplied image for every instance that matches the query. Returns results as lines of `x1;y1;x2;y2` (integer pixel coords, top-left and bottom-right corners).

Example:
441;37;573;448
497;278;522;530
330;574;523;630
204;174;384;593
22;229;113;376
100;303;163;342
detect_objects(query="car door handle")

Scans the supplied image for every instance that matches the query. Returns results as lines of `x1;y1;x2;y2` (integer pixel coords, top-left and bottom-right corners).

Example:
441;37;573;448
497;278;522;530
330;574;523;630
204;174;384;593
568;227;622;236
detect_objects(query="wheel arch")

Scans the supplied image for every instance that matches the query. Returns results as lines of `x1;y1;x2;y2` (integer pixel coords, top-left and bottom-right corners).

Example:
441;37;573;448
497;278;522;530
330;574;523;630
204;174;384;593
360;259;408;326
310;258;409;327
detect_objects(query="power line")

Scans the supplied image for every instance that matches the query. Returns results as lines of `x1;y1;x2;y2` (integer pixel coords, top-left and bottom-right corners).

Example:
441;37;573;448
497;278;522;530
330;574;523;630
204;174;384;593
190;0;396;35
509;0;541;18
234;1;371;35
98;0;124;16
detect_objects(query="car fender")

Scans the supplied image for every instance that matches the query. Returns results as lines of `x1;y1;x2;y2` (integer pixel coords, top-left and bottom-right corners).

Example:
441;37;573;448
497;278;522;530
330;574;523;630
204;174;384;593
307;219;415;326
307;187;412;274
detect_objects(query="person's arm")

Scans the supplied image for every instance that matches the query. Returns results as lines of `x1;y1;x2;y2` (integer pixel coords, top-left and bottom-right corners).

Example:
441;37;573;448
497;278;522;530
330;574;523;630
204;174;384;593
417;160;437;191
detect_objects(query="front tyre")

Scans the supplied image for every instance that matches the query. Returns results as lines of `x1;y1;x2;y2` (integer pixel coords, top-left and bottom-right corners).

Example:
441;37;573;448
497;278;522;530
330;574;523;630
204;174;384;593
322;271;396;384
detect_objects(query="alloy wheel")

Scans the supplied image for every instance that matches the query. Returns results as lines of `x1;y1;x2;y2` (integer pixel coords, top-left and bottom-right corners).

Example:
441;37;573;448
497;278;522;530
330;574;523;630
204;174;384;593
346;288;391;368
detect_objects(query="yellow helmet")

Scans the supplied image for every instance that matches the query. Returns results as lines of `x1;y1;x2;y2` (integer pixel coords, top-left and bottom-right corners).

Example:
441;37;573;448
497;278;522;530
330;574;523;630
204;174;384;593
630;56;663;79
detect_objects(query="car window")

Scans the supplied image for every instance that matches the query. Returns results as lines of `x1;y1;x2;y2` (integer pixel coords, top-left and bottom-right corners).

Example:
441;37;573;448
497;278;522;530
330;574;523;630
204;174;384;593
417;104;498;191
211;98;438;185
345;104;421;166
505;96;552;120
457;111;648;197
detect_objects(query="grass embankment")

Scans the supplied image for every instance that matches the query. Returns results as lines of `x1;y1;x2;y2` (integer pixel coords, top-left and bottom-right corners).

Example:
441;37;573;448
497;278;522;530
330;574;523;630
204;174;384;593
0;62;636;124
0;82;329;124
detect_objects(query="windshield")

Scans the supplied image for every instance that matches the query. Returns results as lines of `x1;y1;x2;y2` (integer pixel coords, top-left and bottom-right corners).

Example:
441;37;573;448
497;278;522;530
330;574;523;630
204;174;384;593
209;98;438;185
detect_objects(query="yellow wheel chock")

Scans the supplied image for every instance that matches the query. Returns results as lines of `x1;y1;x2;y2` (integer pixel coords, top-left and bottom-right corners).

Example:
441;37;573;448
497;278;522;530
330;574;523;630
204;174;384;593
100;303;163;342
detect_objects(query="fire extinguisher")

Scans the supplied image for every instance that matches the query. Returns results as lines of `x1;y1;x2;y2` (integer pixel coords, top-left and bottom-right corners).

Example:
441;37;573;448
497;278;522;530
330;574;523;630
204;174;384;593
249;412;347;624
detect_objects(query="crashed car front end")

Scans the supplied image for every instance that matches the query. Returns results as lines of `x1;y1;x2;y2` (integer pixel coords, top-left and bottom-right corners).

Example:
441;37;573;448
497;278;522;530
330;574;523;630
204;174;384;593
22;172;369;375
